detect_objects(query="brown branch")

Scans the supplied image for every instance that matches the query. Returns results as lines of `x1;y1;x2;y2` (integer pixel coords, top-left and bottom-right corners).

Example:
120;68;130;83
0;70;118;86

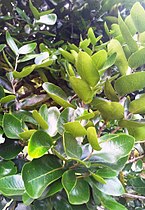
122;193;145;200
127;155;144;164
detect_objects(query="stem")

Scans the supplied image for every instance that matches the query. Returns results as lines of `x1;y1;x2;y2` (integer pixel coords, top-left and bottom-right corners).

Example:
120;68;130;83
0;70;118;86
127;155;144;164
98;121;107;137
111;126;121;134
2;199;13;210
14;55;19;71
122;193;145;200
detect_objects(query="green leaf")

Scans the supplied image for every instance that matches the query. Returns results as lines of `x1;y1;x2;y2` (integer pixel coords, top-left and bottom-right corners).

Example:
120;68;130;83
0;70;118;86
97;168;117;178
36;14;57;25
19;54;39;63
118;14;138;53
0;139;22;160
128;47;145;69
46;180;63;197
59;48;75;64
92;134;134;163
92;50;107;70
130;2;145;33
76;51;100;87
87;127;101;151
91;97;124;120
125;15;136;36
22;155;63;199
130;177;145;195
91;172;106;184
28;131;53;158
96;177;125;196
13;64;36;78
16;7;31;23
63;132;82;159
104;79;119;101
88;28;96;45
43;82;75;108
32;110;48;130
22;192;34;206
64;121;87;137
129;94;145;114
0;161;17;178
114;72;145;96
0;44;6;52
0;85;5;99
19;129;36;140
18;43;37;55
3;113;23;139
108;39;128;75
6;31;19;56
0;174;24;196
0;95;16;103
70;76;93;104
29;0;40;20
62;170;77;196
99;53;117;75
102;195;128;210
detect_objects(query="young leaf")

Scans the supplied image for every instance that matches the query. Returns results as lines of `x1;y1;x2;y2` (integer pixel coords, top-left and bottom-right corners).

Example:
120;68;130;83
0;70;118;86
18;43;37;55
125;15;136;36
129;94;145;114
6;31;19;56
76;51;100;87
22;155;63;198
104;79;119;102
32;110;48;130
64;121;87;137
87;127;102;151
19;129;36;140
115;72;145;96
43;82;75;108
92;50;107;70
88;27;96;45
63;132;82;159
28;130;53;158
29;0;40;20
128;47;145;69
108;39;128;75
70;76;93;104
97;168;117;178
59;48;75;64
13;64;36;78
0;95;16;103
90;172;106;184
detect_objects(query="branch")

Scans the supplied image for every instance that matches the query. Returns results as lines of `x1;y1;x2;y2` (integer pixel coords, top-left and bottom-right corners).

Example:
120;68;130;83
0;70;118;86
122;193;145;200
127;155;144;164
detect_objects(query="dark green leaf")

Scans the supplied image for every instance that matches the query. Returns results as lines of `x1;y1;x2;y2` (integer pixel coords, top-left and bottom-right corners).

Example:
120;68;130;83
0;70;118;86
0;85;5;99
29;0;40;20
130;177;145;195
62;170;77;195
22;192;34;206
0;161;17;178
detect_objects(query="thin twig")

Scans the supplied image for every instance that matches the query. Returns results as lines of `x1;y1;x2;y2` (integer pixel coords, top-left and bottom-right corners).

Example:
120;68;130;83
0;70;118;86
2;199;13;210
98;121;107;137
122;193;145;200
127;155;144;164
111;126;121;134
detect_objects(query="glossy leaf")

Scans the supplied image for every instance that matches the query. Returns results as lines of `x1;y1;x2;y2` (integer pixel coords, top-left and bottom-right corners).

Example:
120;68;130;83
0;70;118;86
99;53;117;75
0;161;17;178
70;76;93;104
118;14;138;53
97;168;117;178
22;192;34;206
96;177;125;196
64;121;87;137
130;177;145;195
36;14;57;25
63;132;82;159
22;155;63;198
115;72;145;96
0;95;15;103
91;172;106;184
87;127;101;151
104;79;119;102
62;170;77;196
18;43;37;54
3;113;23;139
128;47;145;69
32;110;48;130
0;174;24;196
130;2;145;33
125;15;136;36
102;196;128;210
13;64;36;78
19;129;36;140
46;180;63;197
92;134;134;163
43;82;75;108
28;131;53;158
76;51;100;87
108;39;128;75
6;31;19;55
92;50;107;70
29;0;40;20
129;94;145;114
92;97;124;120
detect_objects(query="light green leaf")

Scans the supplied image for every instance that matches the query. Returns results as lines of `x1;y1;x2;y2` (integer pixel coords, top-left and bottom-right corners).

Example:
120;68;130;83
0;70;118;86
96;177;125;196
118;14;138;53
104;78;119;101
0;44;6;52
88;27;96;45
0;174;24;196
76;51;100;87
36;14;57;25
70;76;93;104
0;161;17;178
32;110;48;130
6;31;19;56
22;155;63;198
91;172;106;184
119;119;145;128
129;94;145;114
29;0;40;20
0;95;16;103
13;64;36;78
92;133;134;163
91;97;124;120
87;127;101;151
19;54;39;63
92;50;107;70
125;15;136;36
0;85;5;99
18;43;37;54
19;129;36;140
115;72;145;96
130;2;145;33
128;47;145;69
99;53;117;75
43;82;75;108
63;132;82;159
28;130;53;158
108;39;128;75
3;113;23;139
102;195;128;210
97;168;117;178
64;121;87;137
59;48;75;64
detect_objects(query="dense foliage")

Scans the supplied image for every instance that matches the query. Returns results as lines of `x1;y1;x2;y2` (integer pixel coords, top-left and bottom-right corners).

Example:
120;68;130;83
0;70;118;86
1;0;145;210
